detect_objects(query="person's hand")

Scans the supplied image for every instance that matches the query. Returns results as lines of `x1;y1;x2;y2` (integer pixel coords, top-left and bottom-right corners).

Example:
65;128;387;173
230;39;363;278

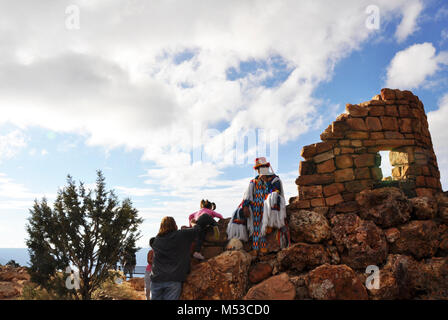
190;219;197;226
243;206;250;218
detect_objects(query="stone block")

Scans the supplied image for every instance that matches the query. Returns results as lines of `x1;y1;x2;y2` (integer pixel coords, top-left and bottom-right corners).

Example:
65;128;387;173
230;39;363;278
347;118;367;131
313;150;334;163
335;154;353;169
380;117;399;131
366;117;382;131
323;183;345;197
354;153;376;167
317;159;336;173
334;168;355;182
346;104;368;117
325;193;344;206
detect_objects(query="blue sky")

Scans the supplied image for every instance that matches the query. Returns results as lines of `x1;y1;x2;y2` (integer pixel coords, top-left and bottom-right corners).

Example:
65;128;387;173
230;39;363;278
0;0;448;248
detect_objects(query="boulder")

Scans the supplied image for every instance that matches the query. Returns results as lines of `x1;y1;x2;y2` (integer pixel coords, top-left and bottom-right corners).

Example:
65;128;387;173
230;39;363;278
127;278;145;291
180;250;253;300
289;210;331;243
356;187;411;228
244;273;295;300
248;263;273;284
410;196;438;220
204;218;230;244
368;254;419;300
390;220;440;259
277;243;331;272
226;238;243;251
330;213;388;270
413;257;448;299
289;274;310;299
306;264;368;300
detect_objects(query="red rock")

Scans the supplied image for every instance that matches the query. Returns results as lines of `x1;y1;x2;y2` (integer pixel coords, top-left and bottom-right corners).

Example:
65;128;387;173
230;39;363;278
299;160;316;175
316;159;336;173
398;105;411;117
244;273;295;300
380;117;399;131
296;173;334;186
334;168;355;182
127;278;145;291
390;220;440;260
277;243;330;272
298;185;323;200
410;196;438;220
368;106;385;116
330;213;387;270
346;104;368;117
385;228;400;243
289;210;331;243
325;193;344;206
399;118;413;133
249;263;273;284
368;254;419;300
323;183;345;197
354;153;376;168
366;117;382;131
354;167;371;179
347;118;368;131
385;105;399;116
335;155;353;169
306;264;368;300
180;251;253;300
356;187;411;228
381;88;397;100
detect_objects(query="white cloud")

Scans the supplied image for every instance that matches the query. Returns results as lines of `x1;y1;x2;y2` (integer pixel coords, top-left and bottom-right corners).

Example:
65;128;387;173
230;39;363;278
0;0;429;246
385;42;448;89
394;1;423;43
428;94;448;191
0;130;26;162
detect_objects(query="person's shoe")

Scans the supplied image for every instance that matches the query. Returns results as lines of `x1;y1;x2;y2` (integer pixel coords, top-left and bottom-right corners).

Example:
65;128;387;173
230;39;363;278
213;225;220;240
193;252;205;260
249;250;258;257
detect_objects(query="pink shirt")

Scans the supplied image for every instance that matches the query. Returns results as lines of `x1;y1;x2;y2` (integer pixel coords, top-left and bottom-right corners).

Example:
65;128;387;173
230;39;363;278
188;208;223;226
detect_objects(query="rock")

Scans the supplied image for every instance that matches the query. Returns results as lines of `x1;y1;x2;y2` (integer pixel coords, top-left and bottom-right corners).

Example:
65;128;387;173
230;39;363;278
277;243;331;272
439;207;448;224
0;266;30;300
244;273;295;300
306;264;368;300
385;228;400;243
127;278;145;291
390;220;440;259
201;246;224;259
289;274;310;299
0;282;21;299
330;213;388;270
204;218;230;244
410;196;438;220
368;254;419;300
248;263;273;284
289;210;330;243
413;257;448;299
180;250;253;300
226;238;243;251
356;187;412;228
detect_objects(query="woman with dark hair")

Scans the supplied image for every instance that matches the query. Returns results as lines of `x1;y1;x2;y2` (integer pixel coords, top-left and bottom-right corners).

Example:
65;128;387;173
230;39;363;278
149;214;215;300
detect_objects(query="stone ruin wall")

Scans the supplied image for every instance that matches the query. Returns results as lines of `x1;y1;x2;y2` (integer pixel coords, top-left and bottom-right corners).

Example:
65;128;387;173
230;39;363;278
291;88;443;215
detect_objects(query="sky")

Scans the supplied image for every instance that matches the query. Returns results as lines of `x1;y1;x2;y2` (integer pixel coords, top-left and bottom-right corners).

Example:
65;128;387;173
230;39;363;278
0;0;447;248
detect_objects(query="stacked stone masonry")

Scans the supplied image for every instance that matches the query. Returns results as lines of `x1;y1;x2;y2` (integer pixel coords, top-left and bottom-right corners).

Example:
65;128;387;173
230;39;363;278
294;88;442;213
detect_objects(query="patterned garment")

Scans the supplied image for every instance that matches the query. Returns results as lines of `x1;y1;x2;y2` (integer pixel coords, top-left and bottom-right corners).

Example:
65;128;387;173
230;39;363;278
242;175;282;250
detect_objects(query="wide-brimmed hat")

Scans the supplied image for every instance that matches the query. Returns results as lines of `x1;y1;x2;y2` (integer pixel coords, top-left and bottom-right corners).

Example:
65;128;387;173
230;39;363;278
253;157;270;169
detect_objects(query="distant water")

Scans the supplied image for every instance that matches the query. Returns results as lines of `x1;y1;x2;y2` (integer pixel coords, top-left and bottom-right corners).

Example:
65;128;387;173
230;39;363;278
0;247;151;269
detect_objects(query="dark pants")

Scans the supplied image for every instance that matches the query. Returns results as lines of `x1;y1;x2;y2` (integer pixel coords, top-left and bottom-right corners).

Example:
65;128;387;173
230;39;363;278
150;281;182;300
194;214;217;252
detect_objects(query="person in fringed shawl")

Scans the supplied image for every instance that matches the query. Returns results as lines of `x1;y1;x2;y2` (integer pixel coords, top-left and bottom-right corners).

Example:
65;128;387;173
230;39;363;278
227;157;290;256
